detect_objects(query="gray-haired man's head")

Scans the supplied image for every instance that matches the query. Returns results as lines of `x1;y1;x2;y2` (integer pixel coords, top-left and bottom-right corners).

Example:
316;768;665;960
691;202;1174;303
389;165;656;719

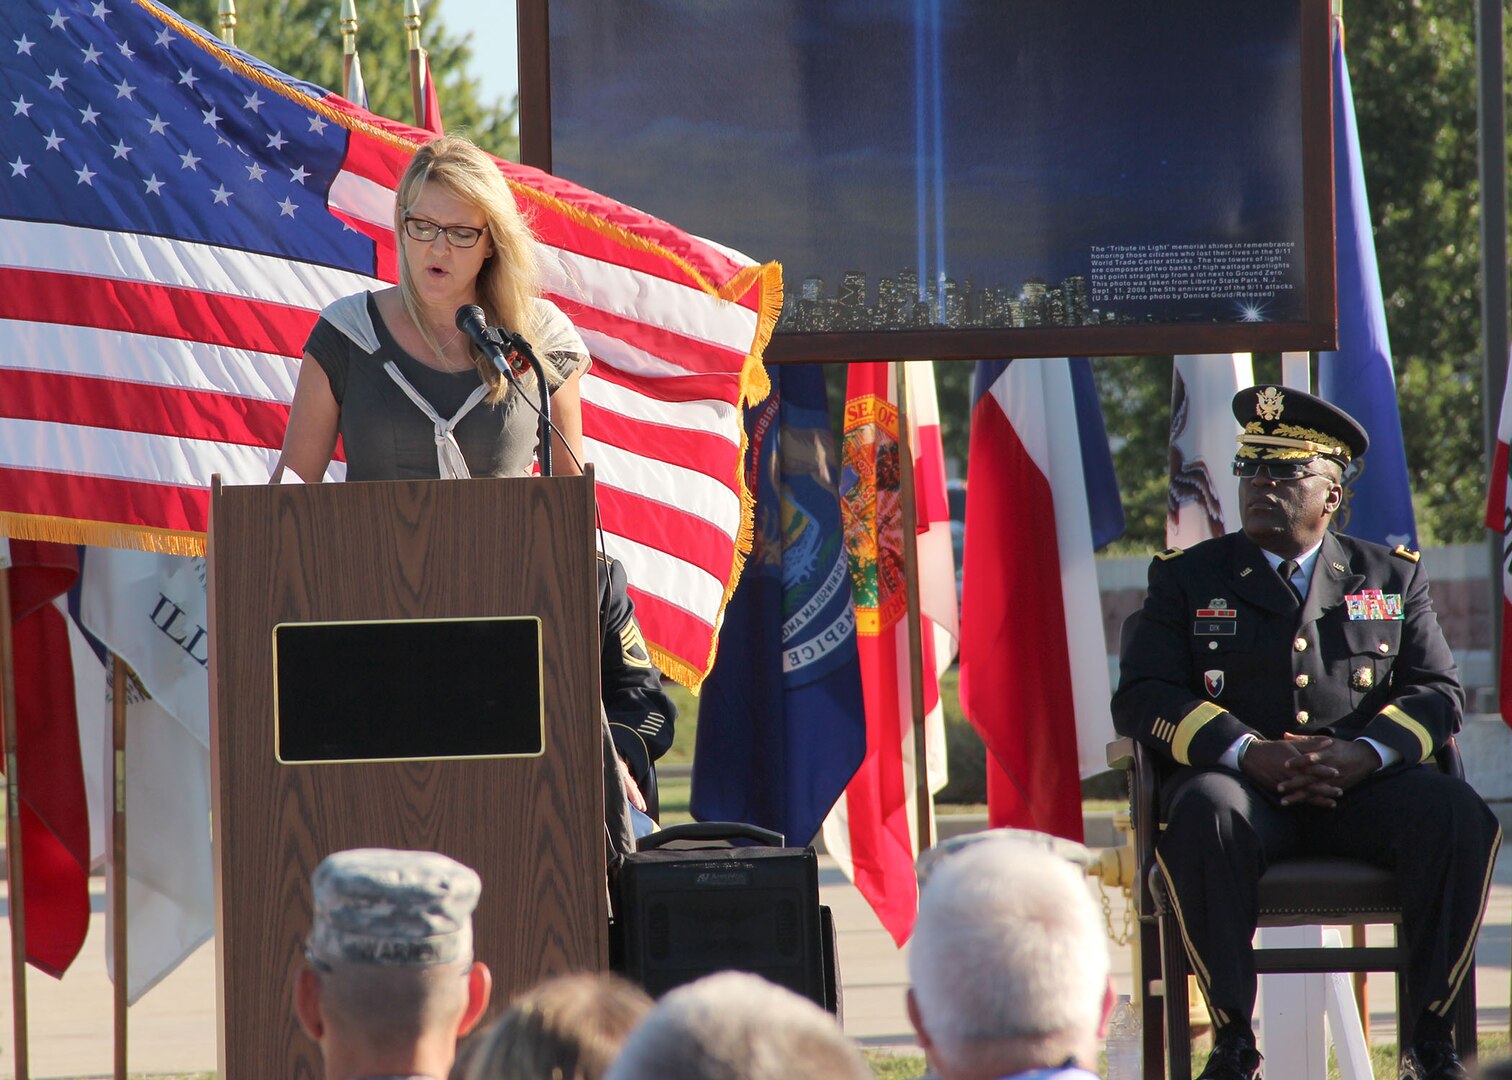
908;835;1113;1079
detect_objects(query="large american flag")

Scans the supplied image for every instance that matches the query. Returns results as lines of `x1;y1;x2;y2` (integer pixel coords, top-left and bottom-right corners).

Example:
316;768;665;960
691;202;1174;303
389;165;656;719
0;0;779;687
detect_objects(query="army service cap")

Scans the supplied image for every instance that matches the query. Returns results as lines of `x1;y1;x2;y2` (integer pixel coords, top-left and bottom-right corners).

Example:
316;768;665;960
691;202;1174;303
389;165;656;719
306;848;481;968
1232;385;1369;464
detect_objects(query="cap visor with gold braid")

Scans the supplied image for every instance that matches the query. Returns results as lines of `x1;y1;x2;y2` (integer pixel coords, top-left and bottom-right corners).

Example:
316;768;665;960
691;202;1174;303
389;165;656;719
1232;385;1370;463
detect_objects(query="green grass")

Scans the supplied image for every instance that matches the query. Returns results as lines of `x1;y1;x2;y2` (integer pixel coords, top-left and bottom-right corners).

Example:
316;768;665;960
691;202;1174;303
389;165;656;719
662;682;699;765
863;1033;1512;1079
864;1049;928;1078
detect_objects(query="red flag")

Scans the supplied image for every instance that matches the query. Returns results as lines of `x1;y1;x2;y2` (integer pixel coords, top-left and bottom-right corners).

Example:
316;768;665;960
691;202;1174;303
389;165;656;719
959;360;1120;841
420;51;444;134
1488;361;1512;727
822;362;956;945
5;540;87;976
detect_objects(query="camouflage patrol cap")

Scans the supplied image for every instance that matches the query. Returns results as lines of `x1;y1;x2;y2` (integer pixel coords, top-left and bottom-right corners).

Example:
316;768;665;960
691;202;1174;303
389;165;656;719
1232;385;1369;464
306;848;481;968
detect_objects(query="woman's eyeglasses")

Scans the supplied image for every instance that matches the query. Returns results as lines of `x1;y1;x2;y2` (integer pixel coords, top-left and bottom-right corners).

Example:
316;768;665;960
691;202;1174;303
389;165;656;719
403;216;487;248
1232;458;1331;481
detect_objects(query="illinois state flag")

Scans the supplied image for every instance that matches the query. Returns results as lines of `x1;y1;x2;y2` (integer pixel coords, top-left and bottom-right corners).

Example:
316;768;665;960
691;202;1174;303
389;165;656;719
692;363;866;846
958;359;1122;841
1168;353;1252;548
821;361;956;945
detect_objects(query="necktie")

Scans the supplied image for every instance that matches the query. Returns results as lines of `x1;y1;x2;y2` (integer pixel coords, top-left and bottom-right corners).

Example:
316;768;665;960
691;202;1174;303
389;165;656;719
1277;559;1303;603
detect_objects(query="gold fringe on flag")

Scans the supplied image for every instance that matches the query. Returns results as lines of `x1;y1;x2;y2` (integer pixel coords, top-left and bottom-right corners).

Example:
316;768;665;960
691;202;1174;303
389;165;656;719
0;513;206;557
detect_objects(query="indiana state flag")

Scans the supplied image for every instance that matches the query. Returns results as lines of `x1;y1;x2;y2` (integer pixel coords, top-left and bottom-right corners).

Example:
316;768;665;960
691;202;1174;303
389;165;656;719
692;364;866;846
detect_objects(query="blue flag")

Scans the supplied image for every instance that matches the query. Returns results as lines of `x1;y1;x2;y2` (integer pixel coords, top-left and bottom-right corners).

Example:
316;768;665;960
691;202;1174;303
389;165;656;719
1318;29;1419;550
692;364;866;846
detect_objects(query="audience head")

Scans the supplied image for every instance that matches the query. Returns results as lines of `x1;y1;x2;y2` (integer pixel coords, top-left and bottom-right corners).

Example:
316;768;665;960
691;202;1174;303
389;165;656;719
295;848;492;1080
907;834;1113;1080
603;972;869;1080
456;972;651;1080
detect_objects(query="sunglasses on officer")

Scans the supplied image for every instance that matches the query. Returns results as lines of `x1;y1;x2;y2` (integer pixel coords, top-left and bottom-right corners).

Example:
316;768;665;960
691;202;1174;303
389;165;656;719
1232;457;1335;481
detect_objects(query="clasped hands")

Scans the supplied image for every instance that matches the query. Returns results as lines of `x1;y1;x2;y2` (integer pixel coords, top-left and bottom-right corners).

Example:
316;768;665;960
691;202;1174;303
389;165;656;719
1239;733;1382;808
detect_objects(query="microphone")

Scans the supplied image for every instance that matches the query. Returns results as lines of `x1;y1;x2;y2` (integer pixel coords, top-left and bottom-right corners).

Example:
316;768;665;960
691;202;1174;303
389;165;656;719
454;304;516;383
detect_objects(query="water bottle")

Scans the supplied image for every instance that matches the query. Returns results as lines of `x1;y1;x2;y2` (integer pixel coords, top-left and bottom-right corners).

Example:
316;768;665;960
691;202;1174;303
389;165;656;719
1105;993;1142;1080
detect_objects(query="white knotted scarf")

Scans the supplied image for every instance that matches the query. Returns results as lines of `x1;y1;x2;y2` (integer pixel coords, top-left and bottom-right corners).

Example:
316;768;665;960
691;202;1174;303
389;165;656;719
381;361;491;480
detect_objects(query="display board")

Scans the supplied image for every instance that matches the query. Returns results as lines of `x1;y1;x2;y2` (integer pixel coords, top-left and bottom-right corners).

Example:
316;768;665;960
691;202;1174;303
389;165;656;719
519;0;1335;361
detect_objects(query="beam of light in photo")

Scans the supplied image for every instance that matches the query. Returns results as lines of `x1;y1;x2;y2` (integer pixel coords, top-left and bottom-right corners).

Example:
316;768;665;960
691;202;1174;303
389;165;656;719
914;0;929;305
930;0;947;320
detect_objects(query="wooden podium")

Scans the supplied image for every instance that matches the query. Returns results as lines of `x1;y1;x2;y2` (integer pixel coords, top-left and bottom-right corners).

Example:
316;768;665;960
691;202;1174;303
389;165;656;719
206;473;607;1078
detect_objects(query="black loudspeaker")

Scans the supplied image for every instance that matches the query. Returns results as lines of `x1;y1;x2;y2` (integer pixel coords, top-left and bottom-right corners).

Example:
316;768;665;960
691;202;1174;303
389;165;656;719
611;824;831;1011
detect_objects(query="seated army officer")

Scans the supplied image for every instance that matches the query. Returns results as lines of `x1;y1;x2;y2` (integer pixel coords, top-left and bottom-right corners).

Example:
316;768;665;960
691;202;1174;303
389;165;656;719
1112;386;1500;1080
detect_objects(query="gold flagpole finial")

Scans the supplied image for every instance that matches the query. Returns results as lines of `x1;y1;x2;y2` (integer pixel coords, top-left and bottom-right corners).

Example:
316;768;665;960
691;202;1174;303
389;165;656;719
405;0;425;126
341;0;359;58
404;0;422;52
217;0;236;45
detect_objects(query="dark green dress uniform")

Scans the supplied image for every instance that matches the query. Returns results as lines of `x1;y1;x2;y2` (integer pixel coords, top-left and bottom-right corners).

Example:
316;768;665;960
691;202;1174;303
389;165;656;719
598;554;677;816
1113;530;1500;1036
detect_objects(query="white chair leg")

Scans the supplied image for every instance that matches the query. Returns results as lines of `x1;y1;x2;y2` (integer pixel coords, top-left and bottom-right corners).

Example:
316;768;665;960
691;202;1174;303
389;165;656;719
1256;925;1328;1080
1322;929;1372;1080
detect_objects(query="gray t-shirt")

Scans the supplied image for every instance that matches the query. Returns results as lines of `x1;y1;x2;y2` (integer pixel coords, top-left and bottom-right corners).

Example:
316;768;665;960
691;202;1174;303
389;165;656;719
304;293;588;481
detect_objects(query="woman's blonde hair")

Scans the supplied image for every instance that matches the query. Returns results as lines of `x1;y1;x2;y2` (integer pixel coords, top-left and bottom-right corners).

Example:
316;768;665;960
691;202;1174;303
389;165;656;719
455;973;652;1080
395;135;541;404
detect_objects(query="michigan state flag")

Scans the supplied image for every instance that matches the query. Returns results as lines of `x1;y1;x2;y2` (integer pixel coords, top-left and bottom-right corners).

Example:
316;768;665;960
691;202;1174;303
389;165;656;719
692;365;866;845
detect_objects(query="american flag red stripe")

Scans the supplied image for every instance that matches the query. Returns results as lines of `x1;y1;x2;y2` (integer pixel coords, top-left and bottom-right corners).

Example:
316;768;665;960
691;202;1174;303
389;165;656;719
584;363;750;410
0;370;291;448
622;586;717;679
0;466;206;539
591;485;737;585
1;0;779;686
0;268;318;355
579;402;740;492
548;297;753;391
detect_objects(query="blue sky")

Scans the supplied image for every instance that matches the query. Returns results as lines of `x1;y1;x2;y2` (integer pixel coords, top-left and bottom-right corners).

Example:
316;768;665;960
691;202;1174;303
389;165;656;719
438;0;518;110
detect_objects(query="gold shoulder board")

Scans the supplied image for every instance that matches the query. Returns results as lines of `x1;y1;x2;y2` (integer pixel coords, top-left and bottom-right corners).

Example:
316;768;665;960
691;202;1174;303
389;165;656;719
1391;544;1421;563
1155;547;1185;561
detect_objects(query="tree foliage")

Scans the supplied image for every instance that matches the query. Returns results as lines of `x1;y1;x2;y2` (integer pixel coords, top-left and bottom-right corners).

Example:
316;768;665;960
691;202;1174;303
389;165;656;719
173;0;519;160
1346;1;1493;544
1094;5;1503;551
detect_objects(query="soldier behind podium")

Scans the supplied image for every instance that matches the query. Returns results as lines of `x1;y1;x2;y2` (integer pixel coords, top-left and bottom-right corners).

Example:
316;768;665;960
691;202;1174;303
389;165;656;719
1112;386;1500;1080
599;553;676;819
295;848;493;1080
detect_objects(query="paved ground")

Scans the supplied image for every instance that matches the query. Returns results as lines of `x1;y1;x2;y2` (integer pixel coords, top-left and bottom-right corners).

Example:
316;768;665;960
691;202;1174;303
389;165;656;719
4;834;1511;1078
